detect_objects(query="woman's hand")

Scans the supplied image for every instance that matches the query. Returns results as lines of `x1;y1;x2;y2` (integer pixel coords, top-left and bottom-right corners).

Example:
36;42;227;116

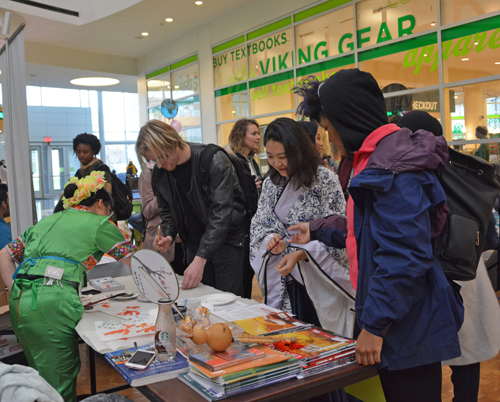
155;235;173;252
355;328;383;366
266;234;287;255
255;177;262;191
288;222;311;244
275;250;307;276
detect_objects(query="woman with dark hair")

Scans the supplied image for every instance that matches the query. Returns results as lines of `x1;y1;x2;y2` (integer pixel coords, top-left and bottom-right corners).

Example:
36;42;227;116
0;171;135;402
294;70;463;402
297;120;339;173
250;117;355;337
73;133;113;194
225;118;262;189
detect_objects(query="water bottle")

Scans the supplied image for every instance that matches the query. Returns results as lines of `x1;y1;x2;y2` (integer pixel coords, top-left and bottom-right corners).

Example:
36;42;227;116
155;297;177;361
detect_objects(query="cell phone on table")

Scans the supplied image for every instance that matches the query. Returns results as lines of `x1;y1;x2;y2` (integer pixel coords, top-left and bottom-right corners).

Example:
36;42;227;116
125;349;156;370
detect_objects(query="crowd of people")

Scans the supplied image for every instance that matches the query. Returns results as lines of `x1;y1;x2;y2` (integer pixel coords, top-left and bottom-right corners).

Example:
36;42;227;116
0;68;499;402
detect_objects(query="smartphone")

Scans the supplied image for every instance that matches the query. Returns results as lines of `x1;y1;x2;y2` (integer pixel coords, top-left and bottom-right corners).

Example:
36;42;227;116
124;349;156;370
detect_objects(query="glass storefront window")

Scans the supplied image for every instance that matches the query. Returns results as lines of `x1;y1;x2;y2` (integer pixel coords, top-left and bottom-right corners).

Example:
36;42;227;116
383;89;441;120
295;6;354;66
359;34;439;93
356;0;436;49
444;80;500;161
442;27;500;84
296;55;355;85
441;0;500;26
215;84;249;122
176;96;201;128
247;28;294;80
171;64;199;100
249;72;296;117
213;44;248;88
147;77;171;108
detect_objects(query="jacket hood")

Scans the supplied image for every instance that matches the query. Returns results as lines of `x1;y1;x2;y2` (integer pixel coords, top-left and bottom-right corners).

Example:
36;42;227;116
366;127;449;173
319;69;388;158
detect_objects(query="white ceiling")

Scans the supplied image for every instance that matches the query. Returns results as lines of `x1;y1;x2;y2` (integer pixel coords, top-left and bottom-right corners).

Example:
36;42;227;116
1;0;255;58
0;0;255;92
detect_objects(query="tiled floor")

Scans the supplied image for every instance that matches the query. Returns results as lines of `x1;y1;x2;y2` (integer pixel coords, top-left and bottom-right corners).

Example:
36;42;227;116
77;282;500;401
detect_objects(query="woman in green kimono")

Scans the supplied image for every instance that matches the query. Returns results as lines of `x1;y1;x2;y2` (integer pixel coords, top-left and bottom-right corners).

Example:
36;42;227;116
0;171;136;402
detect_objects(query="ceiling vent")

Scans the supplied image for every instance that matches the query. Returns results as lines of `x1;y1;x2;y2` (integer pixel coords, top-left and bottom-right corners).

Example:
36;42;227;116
10;0;79;17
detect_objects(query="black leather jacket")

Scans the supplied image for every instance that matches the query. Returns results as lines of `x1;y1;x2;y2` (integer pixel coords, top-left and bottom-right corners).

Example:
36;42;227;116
151;143;246;260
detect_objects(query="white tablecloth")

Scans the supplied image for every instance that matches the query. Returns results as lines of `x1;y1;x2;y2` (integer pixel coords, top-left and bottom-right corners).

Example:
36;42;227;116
76;275;256;354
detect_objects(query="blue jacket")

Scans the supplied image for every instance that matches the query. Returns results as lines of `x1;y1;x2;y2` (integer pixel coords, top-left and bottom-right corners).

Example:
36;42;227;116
347;127;464;371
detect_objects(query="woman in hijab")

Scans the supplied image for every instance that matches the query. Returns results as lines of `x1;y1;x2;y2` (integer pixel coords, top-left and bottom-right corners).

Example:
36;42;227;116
293;70;463;402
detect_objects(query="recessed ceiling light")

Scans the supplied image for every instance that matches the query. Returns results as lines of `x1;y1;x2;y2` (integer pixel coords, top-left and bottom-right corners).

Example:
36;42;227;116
474;42;479;45
70;77;120;86
166;18;173;22
454;95;458;99
175;85;179;89
195;1;203;4
430;22;436;26
495;62;500;65
424;54;427;56
142;32;149;36
462;58;469;61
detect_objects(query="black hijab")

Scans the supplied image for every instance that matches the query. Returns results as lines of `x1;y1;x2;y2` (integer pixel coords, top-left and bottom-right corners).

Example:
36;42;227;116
319;69;388;158
397;110;443;137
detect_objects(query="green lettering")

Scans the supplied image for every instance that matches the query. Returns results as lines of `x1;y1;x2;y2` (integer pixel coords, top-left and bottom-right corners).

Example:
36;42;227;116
272;84;277;96
298;46;311;64
256;89;263;99
259;59;270;74
251;91;256;101
376;22;393;43
442;41;453;60
230;50;235;61
278;53;289;70
252;43;258;54
277;85;283;96
213;58;217;68
387;0;398;8
258;41;265;52
235;49;241;60
488;28;500;50
425;45;439;72
314;41;328;60
266;38;273;50
402;48;418;69
357;27;371;48
453;36;474;57
281;32;287;44
398;14;415;37
474;32;489;52
338;33;354;53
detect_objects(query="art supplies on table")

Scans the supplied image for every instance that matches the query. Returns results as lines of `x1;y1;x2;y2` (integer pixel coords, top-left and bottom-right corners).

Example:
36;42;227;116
188;343;265;372
105;343;189;386
89;277;125;292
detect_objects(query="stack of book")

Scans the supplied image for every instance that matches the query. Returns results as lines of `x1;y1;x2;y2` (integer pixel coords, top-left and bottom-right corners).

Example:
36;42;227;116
105;343;189;386
265;327;356;379
178;344;299;401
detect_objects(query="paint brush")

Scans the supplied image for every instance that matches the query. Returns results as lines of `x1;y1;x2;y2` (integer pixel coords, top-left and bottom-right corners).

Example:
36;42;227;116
261;236;285;258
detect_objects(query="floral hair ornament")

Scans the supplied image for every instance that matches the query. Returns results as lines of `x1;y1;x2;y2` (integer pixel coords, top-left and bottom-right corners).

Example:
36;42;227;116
62;171;107;209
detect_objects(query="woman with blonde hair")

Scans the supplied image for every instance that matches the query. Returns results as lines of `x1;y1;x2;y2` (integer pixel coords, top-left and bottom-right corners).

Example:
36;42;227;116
226;118;262;190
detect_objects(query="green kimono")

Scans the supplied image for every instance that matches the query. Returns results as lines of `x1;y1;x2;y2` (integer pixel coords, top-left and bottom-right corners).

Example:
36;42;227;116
7;206;135;402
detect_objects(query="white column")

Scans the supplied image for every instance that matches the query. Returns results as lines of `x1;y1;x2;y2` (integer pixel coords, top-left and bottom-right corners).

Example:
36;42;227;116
197;24;216;145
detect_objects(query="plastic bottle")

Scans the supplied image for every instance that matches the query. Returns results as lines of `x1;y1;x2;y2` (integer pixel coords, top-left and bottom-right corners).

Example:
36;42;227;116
154;297;176;361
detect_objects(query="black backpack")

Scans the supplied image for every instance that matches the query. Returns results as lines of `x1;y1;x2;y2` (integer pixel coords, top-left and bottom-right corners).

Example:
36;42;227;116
104;169;134;221
433;148;500;281
199;145;259;220
54;167;134;220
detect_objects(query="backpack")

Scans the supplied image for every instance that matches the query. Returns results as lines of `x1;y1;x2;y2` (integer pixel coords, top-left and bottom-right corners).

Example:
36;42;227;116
105;169;134;221
433;148;500;281
53;167;133;221
199;144;259;220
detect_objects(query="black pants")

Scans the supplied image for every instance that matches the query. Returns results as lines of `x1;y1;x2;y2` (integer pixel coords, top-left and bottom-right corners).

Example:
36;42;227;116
242;236;255;299
450;363;480;402
378;362;442;402
187;243;245;297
